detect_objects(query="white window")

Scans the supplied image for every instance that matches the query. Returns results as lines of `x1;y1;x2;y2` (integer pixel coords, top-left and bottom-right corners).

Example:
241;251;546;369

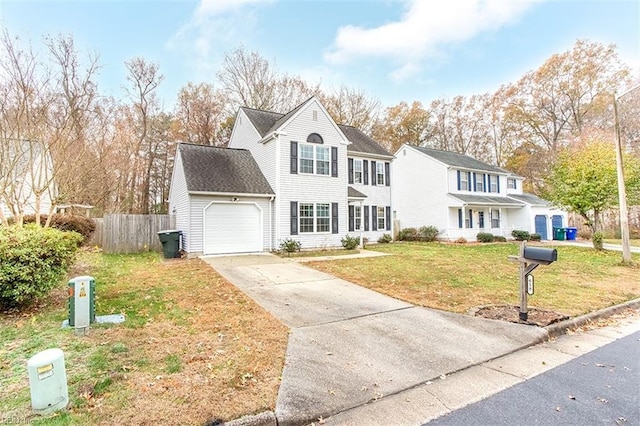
354;159;363;184
507;178;516;189
316;146;330;175
300;145;314;174
377;206;385;230
354;205;362;231
376;162;385;185
489;175;498;193
299;144;329;176
460;172;469;191
300;203;330;233
491;210;500;228
316;203;330;232
475;174;484;192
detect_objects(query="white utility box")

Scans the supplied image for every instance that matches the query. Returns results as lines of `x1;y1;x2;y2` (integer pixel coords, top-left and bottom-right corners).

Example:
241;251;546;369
27;348;69;414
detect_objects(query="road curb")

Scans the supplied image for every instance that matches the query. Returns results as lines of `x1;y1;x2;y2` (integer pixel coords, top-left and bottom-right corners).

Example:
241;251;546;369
211;411;277;426
545;297;640;338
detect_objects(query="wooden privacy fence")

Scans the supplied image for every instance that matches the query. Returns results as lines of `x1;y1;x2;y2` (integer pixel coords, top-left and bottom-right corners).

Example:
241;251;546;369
93;214;176;253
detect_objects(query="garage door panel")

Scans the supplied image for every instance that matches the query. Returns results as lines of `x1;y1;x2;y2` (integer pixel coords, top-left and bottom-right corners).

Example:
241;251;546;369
204;203;262;255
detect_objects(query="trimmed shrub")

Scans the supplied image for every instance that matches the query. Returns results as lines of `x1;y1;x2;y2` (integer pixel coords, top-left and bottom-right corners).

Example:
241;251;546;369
17;214;96;245
454;237;468;244
494;235;507;242
592;231;604;251
511;230;530;241
378;233;392;244
529;233;542;242
419;226;440;242
398;227;419;241
341;235;360;250
279;238;301;255
0;225;82;308
476;232;494;243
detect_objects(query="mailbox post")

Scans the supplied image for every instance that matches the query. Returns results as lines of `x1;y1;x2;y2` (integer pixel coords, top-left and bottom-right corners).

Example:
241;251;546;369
509;241;557;322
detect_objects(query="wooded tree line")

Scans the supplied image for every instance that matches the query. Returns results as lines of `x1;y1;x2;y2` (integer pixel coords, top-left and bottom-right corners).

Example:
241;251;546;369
0;30;638;224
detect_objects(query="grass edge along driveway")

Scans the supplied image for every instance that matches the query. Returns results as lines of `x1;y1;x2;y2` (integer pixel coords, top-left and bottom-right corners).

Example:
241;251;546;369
0;251;288;426
307;242;640;317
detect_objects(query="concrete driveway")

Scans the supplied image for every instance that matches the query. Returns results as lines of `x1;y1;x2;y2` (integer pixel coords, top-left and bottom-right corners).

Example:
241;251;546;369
203;254;548;426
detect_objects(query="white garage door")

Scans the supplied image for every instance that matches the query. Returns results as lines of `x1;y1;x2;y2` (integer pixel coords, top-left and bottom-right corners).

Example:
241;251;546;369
203;202;262;255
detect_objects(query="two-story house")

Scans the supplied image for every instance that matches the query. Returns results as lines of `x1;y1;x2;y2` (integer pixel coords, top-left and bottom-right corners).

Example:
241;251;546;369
168;96;393;256
392;144;566;241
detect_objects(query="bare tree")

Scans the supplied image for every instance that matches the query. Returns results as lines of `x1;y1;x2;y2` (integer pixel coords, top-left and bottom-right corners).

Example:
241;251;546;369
370;101;430;152
175;82;228;146
124;57;164;214
319;85;380;133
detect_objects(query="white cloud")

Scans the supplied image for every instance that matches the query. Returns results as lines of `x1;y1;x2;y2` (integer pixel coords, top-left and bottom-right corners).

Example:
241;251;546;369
325;0;542;81
168;0;273;64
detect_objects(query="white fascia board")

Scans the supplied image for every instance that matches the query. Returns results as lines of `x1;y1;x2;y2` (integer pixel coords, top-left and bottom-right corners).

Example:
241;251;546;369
189;191;275;198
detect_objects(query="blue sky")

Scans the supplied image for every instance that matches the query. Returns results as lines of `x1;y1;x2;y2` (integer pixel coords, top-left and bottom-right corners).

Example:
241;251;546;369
1;0;638;111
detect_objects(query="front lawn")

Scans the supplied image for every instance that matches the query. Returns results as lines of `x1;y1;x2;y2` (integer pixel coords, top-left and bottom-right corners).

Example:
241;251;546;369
0;251;288;425
307;242;640;316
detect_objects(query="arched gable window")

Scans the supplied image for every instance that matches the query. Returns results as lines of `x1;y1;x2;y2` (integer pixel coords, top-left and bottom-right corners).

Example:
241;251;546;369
306;133;324;144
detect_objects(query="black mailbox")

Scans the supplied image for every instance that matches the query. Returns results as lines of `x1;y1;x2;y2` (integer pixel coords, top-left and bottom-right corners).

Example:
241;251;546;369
523;247;557;264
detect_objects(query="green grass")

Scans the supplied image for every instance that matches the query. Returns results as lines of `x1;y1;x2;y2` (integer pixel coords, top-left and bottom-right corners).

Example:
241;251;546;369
0;250;288;425
279;248;359;258
604;239;640;247
308;241;640;316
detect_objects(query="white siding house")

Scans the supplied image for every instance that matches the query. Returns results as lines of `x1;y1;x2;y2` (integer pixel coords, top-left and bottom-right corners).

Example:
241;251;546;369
169;96;393;255
392;144;565;241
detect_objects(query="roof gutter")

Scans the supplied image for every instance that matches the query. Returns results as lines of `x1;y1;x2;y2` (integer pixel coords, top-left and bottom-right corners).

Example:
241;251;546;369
260;130;288;144
189;191;275;198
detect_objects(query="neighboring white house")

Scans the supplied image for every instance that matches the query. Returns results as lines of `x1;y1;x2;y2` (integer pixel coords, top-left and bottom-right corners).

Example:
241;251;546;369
168;96;393;256
0;140;55;222
392;144;566;241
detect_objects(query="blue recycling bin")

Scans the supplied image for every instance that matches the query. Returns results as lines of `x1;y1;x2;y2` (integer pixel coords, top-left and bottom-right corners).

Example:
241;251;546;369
565;227;577;241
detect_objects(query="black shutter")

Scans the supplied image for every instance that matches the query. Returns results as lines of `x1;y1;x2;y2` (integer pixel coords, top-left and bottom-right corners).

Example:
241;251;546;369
331;202;339;234
385;162;390;186
385;206;391;231
348;158;354;184
457;170;461;190
364;206;369;231
348;205;354;232
458;209;462;228
473;173;477;192
290;201;298;235
372;205;378;231
468;209;473;228
483;174;487;192
497;175;501;193
331;147;338;177
363;160;369;185
290;141;298;174
371;161;377;186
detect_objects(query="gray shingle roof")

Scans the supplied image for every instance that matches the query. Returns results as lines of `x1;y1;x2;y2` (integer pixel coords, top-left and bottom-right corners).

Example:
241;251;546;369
413;146;505;174
240;99;391;157
348;186;367;198
507;193;550;206
340;125;392;157
448;193;524;207
178;143;274;195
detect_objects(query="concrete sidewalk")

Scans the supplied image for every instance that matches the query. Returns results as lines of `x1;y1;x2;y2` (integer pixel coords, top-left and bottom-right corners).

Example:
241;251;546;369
203;254;547;426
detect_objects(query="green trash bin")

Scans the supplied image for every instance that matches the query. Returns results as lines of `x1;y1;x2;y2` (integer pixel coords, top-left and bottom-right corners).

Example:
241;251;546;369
553;227;566;241
158;230;182;259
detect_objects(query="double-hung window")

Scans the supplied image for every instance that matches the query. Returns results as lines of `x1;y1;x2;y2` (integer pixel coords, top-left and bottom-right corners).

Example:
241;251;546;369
460;172;469;191
299;145;314;174
354;159;363;184
377;206;385;230
507;178;516;189
491;210;500;228
354;205;362;231
299;144;329;176
376;162;385;185
489;175;498;193
475;174;484;192
299;203;330;233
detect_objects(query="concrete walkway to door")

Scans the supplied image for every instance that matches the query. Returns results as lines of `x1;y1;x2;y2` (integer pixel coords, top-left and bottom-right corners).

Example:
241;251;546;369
202;253;548;426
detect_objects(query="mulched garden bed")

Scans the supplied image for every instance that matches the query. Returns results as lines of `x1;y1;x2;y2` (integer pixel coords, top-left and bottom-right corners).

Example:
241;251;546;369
471;304;569;327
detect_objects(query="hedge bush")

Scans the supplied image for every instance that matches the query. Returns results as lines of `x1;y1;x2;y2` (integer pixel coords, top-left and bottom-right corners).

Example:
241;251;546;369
16;214;96;245
511;230;530;241
529;233;542;242
398;226;440;242
378;233;392;243
494;235;507;242
341;235;360;250
476;232;494;243
0;225;82;308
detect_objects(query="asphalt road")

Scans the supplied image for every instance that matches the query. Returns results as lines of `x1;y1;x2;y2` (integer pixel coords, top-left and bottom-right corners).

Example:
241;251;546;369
426;331;640;426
